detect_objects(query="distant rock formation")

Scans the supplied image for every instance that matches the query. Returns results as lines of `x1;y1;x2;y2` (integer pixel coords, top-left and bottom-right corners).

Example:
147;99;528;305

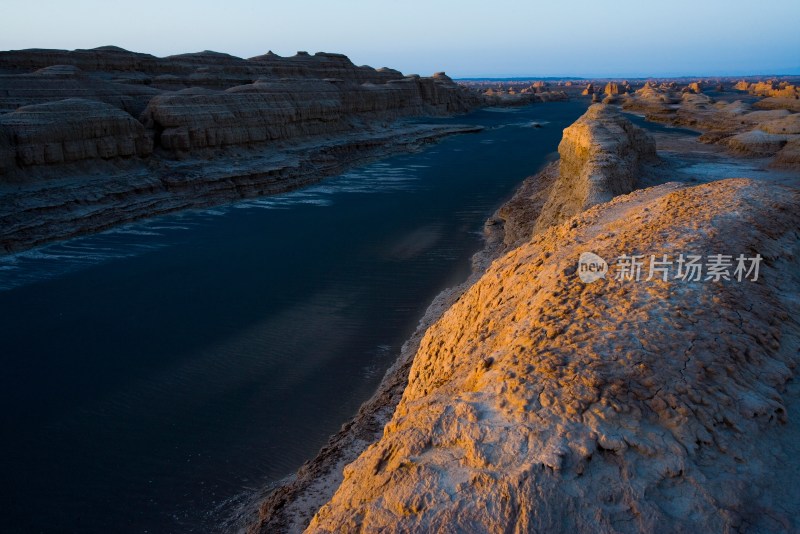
686;81;703;94
534;104;657;232
603;81;626;96
622;82;800;169
581;83;595;96
0;47;484;251
138;75;475;154
0;48;480;169
481;88;569;106
307;174;800;533
731;79;800;112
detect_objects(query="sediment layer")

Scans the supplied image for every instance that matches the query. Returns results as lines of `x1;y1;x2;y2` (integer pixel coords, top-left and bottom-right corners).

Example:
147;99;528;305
0;47;484;252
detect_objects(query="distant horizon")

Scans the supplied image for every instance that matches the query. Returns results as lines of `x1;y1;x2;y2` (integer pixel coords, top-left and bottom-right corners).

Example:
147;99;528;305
1;44;798;82
2;0;798;78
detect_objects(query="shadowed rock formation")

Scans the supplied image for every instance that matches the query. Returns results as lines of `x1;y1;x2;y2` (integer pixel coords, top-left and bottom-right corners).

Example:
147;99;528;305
0;98;152;169
139;75;476;154
0;47;484;252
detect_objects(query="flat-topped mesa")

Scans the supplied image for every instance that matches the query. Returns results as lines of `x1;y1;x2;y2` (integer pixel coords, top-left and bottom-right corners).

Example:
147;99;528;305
139;76;480;154
0;65;160;115
308;176;800;533
534;104;657;232
0;46;406;93
0;98;152;173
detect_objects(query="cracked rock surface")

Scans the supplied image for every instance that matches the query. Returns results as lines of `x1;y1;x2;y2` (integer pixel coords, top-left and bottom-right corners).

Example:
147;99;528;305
309;177;800;533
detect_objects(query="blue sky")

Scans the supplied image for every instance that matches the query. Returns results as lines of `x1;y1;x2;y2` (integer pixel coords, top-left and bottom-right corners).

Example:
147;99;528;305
1;0;798;77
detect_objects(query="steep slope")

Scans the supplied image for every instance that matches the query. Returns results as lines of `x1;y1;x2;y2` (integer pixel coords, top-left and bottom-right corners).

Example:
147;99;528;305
304;105;800;533
309;176;800;533
534;104;657;232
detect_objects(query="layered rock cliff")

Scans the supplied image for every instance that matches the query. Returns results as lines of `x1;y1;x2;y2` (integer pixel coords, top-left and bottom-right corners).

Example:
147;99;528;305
0;98;152;170
0;47;484;252
138;75;476;154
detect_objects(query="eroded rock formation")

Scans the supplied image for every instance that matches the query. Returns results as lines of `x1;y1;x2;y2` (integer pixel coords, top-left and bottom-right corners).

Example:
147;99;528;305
534;104;657;232
139;75;476;154
0;98;152;169
251;83;799;534
622;84;800;169
308;177;800;532
0;47;484;251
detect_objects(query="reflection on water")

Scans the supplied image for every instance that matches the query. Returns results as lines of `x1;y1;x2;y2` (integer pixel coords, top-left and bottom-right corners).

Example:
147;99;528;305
0;101;589;532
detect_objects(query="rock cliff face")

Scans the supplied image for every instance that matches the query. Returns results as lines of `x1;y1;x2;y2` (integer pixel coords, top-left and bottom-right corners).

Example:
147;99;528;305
0;47;484;251
534;104;657;232
139;75;475;153
307;178;800;533
0;98;152;169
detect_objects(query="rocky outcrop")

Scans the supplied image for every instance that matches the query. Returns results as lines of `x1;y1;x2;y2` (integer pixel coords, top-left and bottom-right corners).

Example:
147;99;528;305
481;90;569;107
755;96;800;113
603;82;626;96
725;129;790;157
308;176;800;533
773;137;800;169
730;80;800;112
534;104;657;232
623;83;800;168
0;65;160;115
621;82;679;116
686;81;703;93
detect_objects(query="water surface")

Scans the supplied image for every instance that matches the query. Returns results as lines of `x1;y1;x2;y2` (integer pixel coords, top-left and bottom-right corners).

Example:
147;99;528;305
0;101;588;532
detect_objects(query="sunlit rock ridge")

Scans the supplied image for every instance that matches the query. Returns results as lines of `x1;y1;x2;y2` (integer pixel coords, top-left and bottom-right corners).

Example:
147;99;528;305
306;106;800;533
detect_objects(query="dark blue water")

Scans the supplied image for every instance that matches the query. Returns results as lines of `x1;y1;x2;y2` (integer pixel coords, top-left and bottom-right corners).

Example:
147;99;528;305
0;101;588;533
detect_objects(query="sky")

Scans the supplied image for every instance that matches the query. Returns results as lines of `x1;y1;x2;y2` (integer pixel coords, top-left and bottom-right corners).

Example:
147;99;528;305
1;0;798;78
